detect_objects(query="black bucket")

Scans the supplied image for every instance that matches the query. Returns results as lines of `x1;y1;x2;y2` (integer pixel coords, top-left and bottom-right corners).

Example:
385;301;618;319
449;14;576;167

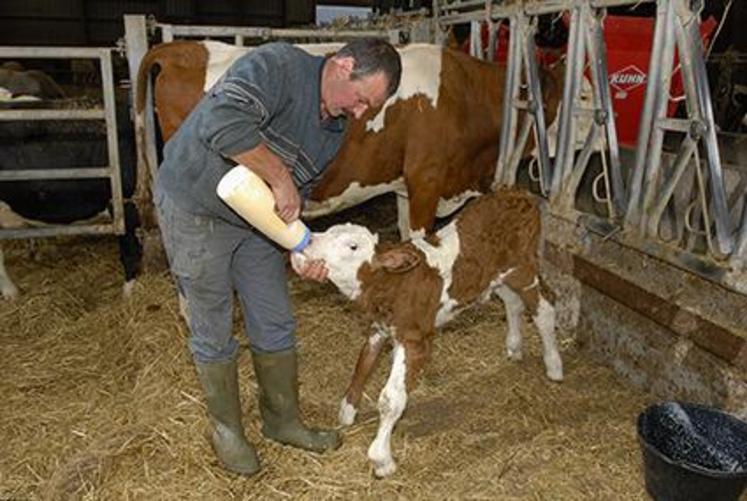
637;402;747;501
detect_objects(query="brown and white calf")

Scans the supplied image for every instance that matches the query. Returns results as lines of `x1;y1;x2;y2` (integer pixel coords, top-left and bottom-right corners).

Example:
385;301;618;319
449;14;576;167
292;189;563;477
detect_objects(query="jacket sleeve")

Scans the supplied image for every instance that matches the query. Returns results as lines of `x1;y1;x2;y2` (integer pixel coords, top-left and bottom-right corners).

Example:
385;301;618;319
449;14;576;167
198;45;288;157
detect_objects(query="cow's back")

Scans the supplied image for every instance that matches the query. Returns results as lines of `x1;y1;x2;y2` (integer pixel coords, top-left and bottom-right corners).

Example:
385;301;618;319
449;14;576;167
310;46;507;202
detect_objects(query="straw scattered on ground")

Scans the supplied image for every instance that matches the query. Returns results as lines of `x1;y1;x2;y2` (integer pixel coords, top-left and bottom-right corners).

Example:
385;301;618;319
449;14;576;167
1;198;656;500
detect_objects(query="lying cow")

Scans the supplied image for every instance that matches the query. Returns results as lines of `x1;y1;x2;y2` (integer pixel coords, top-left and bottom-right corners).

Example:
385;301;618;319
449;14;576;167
136;41;563;238
291;188;564;476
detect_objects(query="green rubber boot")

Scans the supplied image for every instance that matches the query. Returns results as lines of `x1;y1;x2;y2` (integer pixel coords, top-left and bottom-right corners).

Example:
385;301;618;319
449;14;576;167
195;357;260;476
251;348;341;452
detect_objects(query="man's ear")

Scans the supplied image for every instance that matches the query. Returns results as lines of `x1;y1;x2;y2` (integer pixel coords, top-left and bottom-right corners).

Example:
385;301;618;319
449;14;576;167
332;56;356;78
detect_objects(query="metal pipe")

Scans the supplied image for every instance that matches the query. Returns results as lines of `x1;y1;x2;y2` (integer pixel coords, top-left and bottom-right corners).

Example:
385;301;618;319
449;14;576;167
678;8;733;255
550;4;582;196
639;0;677;235
0;168;112;181
523;16;552;194
645;134;698;238
625;0;669;225
588;7;624;218
0;109;106;121
100;50;125;236
495;14;520;187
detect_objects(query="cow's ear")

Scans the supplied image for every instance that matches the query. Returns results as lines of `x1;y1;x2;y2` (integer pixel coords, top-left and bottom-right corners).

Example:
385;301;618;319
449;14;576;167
372;248;420;274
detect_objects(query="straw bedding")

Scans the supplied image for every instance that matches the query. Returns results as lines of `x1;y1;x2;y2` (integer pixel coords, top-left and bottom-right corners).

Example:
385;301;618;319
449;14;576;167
1;199;654;500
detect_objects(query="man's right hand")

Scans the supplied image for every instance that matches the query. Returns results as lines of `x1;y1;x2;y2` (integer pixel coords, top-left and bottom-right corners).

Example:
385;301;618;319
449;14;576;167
231;143;301;223
271;177;301;223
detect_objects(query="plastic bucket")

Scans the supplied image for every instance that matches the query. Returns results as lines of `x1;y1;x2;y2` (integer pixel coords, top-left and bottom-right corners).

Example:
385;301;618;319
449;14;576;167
637;402;747;501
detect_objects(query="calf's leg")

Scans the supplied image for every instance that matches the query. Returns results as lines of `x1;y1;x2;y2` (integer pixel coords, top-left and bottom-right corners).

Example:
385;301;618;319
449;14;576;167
494;284;525;360
340;330;388;426
368;341;407;477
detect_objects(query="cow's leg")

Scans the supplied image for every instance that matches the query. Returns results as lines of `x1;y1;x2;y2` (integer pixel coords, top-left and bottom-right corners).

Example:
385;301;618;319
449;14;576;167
405;172;441;238
493;284;525;361
395;191;411;240
0;247;19;300
505;275;563;382
368;340;408;477
339;329;388;426
118;202;142;298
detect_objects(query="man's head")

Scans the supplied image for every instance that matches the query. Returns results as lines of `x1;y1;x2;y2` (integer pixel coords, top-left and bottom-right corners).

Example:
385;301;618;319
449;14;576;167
321;39;402;120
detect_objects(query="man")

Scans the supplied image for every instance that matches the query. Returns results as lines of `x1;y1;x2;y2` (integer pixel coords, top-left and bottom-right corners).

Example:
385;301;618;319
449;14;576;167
154;39;401;476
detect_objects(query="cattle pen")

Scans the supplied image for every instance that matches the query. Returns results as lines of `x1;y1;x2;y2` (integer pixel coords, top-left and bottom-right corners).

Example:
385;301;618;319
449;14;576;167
2;0;747;499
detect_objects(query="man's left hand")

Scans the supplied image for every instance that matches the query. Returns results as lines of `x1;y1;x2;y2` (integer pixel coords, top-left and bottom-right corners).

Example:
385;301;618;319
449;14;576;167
290;254;329;282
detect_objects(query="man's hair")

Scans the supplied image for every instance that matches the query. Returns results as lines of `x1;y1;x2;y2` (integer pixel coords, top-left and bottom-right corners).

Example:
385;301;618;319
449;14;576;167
335;39;402;97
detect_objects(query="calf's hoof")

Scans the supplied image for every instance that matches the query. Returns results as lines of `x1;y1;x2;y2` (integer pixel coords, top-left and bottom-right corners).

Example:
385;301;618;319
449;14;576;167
338;398;357;426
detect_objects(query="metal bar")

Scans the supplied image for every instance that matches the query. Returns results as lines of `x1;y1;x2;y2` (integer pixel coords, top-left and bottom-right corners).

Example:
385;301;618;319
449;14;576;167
563;122;602;210
470;20;482;59
505;114;534;185
588;7;624;218
0;46;109;58
0;109;105;121
157;23;391;40
434;0;655;25
677;6;733;255
639;0;677;235
523;16;552;194
645;134;698;238
0;168;112;181
625;0;669;226
494;14;520;187
100;50;125;236
656;117;693;133
161;25;174;42
551;4;585;197
0;224;118;240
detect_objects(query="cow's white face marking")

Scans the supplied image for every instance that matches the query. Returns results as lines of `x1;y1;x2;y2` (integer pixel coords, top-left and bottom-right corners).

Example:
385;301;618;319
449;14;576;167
366;44;443;133
202;41;345;92
410;221;461;327
303;178;405;218
296;223;378;300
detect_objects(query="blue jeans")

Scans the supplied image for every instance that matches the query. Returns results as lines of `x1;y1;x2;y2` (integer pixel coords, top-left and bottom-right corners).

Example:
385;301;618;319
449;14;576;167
154;185;296;363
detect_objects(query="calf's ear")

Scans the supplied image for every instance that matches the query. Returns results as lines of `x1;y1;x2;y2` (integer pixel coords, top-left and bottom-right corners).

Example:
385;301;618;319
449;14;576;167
372;248;420;274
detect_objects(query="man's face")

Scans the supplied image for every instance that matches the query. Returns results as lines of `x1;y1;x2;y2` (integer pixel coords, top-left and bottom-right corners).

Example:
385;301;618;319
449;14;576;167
323;57;391;120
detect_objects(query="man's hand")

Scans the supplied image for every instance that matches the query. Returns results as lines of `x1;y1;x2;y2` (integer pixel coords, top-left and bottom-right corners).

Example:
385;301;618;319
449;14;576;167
271;177;302;223
231;143;300;223
290;253;329;282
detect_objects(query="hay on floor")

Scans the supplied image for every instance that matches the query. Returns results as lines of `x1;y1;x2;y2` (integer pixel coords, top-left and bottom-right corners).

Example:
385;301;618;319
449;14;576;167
1;200;654;500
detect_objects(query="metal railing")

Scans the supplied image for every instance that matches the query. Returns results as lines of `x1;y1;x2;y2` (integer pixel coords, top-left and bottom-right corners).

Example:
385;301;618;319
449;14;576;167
0;46;125;239
432;0;746;293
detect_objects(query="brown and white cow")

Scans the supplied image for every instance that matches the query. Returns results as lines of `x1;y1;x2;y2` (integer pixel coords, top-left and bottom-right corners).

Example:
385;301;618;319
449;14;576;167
291;188;563;477
135;41;563;238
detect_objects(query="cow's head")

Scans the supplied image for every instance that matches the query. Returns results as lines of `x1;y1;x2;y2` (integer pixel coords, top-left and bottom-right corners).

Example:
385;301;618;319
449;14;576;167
292;223;379;299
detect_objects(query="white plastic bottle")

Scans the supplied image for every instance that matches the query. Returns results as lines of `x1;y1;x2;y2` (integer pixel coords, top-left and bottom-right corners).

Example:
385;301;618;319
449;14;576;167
216;165;311;252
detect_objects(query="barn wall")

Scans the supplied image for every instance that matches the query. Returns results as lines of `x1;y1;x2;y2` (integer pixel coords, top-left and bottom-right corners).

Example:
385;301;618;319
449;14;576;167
0;0;315;47
542;212;747;417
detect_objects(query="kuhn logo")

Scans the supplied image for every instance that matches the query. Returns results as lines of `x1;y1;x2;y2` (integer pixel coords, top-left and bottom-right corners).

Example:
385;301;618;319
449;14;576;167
609;65;646;92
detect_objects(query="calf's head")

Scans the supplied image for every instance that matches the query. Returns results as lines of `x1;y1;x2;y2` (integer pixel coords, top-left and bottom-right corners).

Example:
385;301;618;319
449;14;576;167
293;223;422;299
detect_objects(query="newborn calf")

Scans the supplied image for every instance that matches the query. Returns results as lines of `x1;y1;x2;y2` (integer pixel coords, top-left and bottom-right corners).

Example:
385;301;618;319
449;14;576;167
294;189;563;477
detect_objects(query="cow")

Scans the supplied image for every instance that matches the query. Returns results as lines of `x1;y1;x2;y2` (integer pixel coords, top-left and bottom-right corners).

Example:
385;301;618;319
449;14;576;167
135;40;563;239
0;63;66;100
0;75;140;300
290;188;563;477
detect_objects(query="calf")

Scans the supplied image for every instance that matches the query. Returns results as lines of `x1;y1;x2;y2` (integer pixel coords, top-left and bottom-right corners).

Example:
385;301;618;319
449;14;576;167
293;189;563;477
